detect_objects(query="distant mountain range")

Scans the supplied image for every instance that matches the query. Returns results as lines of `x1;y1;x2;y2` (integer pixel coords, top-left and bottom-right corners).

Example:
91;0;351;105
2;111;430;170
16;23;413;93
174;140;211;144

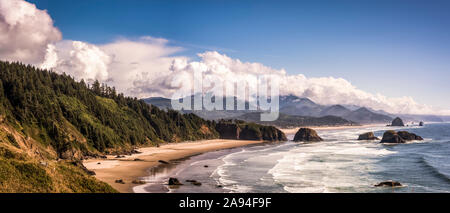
143;95;396;126
143;95;450;126
278;95;393;124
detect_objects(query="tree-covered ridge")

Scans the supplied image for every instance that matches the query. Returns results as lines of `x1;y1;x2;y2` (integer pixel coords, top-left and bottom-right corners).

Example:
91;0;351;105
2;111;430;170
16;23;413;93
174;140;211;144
0;61;218;158
215;119;287;141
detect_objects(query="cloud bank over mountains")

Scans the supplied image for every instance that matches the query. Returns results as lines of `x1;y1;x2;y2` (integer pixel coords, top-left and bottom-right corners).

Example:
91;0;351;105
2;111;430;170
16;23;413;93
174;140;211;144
0;0;448;115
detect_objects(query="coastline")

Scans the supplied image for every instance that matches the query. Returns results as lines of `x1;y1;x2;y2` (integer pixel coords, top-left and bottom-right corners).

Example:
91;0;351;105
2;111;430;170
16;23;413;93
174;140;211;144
83;139;269;193
280;124;385;135
83;124;385;193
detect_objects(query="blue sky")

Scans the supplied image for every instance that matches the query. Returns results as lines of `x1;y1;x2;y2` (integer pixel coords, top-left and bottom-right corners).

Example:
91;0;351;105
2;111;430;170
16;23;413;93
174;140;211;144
29;0;450;109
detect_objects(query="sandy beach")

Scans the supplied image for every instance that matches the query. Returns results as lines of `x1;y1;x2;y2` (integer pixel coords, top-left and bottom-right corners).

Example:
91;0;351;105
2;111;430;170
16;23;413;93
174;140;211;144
83;125;385;193
83;139;268;193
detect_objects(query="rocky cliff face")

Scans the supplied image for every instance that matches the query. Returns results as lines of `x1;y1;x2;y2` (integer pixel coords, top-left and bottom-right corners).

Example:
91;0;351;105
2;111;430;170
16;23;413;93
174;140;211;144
293;128;323;142
260;126;287;141
215;122;241;140
215;120;287;142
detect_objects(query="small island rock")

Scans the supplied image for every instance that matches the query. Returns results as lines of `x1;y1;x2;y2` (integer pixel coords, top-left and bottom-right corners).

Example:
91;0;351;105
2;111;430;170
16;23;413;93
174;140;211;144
168;177;183;185
358;132;379;140
391;117;405;127
293;128;323;142
375;181;402;187
397;131;423;141
381;130;423;143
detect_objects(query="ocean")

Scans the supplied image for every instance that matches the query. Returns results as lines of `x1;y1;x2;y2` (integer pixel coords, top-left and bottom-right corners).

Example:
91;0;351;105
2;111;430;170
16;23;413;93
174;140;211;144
134;123;450;193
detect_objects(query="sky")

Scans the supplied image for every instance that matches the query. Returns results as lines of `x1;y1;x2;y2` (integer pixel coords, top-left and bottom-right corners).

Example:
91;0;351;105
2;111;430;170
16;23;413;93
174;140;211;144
1;0;449;115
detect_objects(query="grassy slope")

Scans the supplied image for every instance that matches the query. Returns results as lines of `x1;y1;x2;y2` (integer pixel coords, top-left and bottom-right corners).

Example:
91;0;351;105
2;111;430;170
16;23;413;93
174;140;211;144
0;123;116;193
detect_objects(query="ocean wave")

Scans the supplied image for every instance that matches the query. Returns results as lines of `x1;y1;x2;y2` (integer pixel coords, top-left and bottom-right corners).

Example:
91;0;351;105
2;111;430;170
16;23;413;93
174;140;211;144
267;142;396;193
419;156;450;183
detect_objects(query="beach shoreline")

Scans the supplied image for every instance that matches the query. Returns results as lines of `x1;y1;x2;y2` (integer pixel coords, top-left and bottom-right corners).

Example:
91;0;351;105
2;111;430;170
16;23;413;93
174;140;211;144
83;139;270;193
83;124;386;193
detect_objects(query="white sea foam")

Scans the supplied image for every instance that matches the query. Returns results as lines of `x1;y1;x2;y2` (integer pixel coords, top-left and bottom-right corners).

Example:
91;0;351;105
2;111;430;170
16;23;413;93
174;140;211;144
266;141;397;193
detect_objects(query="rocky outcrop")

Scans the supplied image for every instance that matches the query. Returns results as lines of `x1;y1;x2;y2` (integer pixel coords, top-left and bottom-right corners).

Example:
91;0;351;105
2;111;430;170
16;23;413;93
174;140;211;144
168;178;183;185
419;121;424;126
215;122;241;140
215;120;287;141
357;132;379;140
158;160;169;164
186;180;202;186
115;179;125;184
257;126;287;141
293;128;323;142
132;180;146;184
375;181;402;187
381;130;423;143
71;160;96;176
380;130;405;143
239;125;262;140
391;117;405;126
397;131;423;141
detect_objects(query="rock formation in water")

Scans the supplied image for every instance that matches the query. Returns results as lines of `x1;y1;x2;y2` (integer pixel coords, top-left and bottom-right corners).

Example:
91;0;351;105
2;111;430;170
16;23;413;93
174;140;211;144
168;178;183;185
419;121;424;126
293;128;323;142
391;117;405;126
380;130;423;143
397;131;424;141
357;132;379;140
375;181;402;187
381;130;405;143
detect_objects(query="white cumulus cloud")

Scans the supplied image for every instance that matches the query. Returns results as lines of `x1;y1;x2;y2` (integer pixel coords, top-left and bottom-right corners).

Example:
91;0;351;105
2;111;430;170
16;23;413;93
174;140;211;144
167;52;449;115
1;0;448;116
100;36;185;96
41;40;111;82
0;0;62;64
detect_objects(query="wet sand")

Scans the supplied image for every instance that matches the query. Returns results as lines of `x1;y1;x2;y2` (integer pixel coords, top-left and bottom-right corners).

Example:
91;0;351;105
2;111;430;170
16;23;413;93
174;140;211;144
83;139;268;193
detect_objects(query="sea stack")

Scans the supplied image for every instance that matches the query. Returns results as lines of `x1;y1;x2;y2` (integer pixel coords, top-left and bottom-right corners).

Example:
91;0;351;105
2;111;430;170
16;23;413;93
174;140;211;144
293;128;323;142
419;121;424;126
380;130;423;143
357;132;379;140
397;131;424;141
380;130;405;143
391;117;405;126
